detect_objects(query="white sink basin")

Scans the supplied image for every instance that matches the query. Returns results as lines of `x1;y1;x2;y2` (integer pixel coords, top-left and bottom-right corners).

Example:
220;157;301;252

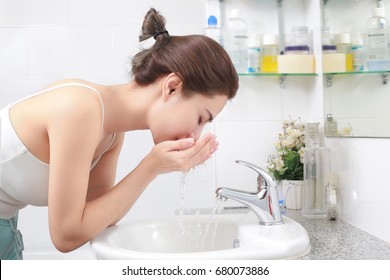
90;212;310;259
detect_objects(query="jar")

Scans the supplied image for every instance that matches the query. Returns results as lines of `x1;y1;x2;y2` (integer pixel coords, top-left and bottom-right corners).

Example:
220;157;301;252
322;45;337;54
291;26;309;46
285;45;310;55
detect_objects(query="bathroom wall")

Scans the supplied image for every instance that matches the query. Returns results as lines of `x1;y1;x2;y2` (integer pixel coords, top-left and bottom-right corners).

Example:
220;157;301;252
1;0;388;259
323;0;390;244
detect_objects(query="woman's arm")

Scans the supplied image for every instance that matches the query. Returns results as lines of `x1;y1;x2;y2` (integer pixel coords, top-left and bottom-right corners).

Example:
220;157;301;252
86;133;125;203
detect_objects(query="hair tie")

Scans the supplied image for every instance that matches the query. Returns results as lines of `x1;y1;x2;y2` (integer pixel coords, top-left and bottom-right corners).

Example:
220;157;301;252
153;30;169;40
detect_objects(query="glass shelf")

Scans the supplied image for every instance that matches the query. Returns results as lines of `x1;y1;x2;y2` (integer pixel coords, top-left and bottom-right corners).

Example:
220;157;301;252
324;70;390;75
238;72;318;77
237;72;318;89
324;70;390;87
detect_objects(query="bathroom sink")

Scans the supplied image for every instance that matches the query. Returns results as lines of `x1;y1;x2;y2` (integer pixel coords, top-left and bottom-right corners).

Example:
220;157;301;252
90;211;310;259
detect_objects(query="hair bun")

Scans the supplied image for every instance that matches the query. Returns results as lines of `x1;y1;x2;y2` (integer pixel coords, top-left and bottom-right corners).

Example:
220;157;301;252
139;8;168;42
153;30;169;40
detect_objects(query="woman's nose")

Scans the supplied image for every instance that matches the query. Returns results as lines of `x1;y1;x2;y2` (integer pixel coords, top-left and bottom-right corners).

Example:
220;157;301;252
187;126;204;141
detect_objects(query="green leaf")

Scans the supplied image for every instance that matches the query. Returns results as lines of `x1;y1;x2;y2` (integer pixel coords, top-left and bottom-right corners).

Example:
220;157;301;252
280;150;303;180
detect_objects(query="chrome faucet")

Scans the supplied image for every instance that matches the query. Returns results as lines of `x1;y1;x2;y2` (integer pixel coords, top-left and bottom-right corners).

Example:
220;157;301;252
216;160;283;226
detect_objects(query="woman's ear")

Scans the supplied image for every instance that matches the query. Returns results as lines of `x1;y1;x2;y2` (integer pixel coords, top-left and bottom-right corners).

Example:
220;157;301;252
162;73;183;101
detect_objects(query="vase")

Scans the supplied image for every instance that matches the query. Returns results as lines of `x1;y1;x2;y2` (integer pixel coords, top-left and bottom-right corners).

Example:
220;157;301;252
281;180;304;210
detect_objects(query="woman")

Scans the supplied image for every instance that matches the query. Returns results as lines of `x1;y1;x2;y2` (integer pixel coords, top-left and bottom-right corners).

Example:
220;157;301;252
0;8;238;259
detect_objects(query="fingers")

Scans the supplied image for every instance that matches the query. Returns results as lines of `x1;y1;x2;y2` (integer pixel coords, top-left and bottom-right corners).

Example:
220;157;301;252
158;137;195;152
172;138;195;151
147;133;219;175
184;133;219;168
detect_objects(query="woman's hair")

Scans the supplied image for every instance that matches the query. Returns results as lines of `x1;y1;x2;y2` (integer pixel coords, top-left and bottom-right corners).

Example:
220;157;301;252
131;8;238;99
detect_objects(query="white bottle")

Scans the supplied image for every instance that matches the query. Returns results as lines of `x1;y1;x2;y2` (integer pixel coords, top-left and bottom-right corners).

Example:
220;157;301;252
204;15;223;45
247;34;261;73
366;5;390;70
224;9;248;73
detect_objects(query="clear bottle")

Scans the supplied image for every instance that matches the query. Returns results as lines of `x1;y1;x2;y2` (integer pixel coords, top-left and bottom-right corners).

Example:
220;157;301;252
223;9;248;73
325;114;338;137
321;26;332;46
204;15;223;45
351;33;366;71
247;34;261;73
261;34;279;73
305;122;320;148
302;123;326;218
366;5;390;70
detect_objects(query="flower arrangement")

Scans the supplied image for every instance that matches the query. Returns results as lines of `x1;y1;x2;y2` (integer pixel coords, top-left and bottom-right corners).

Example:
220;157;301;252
267;118;305;181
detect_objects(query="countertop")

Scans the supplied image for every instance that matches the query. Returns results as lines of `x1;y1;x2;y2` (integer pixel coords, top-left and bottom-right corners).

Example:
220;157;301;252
285;209;390;260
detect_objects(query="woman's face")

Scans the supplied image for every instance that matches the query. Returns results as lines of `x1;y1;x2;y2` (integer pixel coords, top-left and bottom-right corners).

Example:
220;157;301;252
149;89;228;144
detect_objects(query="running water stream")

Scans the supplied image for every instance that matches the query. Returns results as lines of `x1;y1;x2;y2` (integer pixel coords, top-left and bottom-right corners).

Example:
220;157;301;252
200;200;224;251
177;169;224;252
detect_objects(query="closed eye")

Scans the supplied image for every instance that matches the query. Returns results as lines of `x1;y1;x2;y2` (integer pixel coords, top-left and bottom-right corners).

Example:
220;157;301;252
199;110;214;125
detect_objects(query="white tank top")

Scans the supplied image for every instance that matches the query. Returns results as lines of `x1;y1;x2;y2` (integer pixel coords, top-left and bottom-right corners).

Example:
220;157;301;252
0;83;116;219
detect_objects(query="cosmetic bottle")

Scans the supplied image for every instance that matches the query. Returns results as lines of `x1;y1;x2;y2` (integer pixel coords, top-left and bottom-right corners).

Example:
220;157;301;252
224;9;248;73
247;34;261;73
366;2;390;70
325;114;338;137
261;34;278;73
204;15;223;45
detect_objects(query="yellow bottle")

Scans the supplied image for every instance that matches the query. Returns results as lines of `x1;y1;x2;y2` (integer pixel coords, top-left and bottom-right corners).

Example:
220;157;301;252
261;34;279;73
334;33;353;72
345;53;353;72
262;55;278;72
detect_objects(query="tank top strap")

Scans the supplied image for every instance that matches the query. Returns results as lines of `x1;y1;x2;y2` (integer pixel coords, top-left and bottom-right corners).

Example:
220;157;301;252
90;133;117;169
10;82;105;128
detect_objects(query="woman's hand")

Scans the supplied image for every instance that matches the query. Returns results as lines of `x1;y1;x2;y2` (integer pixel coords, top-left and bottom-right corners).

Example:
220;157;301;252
143;133;219;176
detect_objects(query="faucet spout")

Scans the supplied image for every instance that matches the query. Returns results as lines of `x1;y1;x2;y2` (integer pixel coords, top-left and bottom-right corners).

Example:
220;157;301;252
216;160;283;226
216;187;275;224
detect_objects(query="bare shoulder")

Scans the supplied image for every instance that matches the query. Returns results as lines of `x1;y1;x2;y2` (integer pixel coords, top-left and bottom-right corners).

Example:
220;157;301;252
32;80;108;138
47;78;100;88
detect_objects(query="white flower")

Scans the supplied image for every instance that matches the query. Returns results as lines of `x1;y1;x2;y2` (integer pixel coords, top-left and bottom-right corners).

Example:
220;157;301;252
268;117;305;180
281;135;296;149
298;148;305;163
274;157;285;172
274;141;282;150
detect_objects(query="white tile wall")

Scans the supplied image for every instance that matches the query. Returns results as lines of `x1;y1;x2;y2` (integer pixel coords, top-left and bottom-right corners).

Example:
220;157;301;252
326;138;390;243
0;0;68;27
0;29;28;80
1;0;389;259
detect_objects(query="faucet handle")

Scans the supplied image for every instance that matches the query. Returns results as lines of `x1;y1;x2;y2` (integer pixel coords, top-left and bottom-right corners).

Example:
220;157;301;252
236;160;277;188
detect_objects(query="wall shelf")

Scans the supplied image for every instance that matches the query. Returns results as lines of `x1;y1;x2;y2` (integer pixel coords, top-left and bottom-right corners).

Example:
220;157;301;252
324;71;390;87
238;73;318;77
238;73;318;88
